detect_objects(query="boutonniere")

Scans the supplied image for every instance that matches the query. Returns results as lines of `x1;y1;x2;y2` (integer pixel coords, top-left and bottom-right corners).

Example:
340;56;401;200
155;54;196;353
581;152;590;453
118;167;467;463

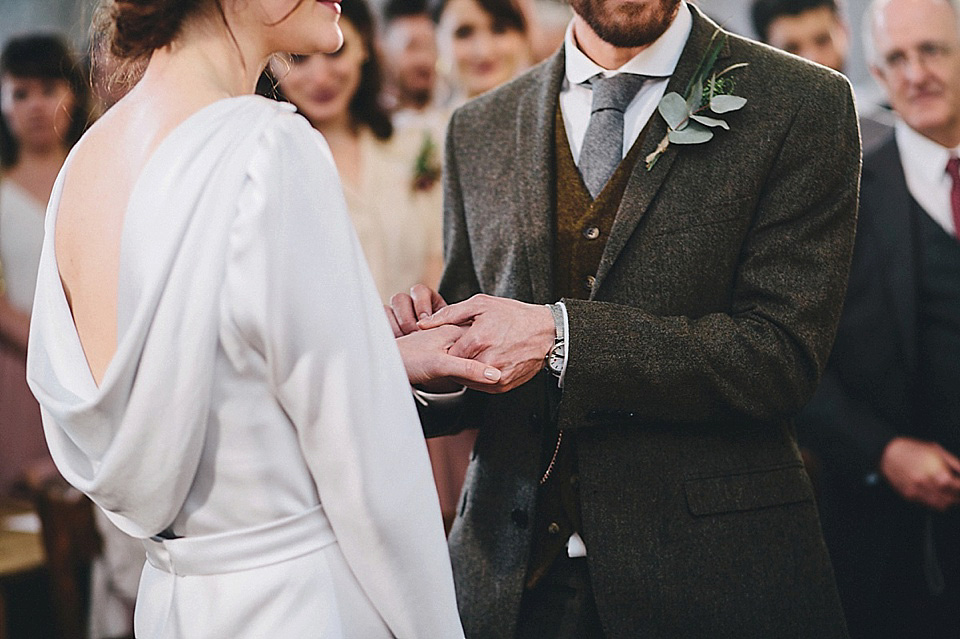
645;30;749;171
412;131;441;192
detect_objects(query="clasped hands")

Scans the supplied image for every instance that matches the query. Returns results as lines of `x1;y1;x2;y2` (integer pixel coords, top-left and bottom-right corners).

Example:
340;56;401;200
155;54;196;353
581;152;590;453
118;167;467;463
880;437;960;512
386;285;555;394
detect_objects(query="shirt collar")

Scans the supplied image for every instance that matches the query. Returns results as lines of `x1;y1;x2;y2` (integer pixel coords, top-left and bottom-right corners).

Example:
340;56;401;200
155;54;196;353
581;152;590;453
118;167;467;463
564;1;692;85
895;118;958;182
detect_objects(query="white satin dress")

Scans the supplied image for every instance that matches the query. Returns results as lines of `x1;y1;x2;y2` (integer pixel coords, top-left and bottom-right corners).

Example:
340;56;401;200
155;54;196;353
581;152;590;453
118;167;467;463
26;96;464;638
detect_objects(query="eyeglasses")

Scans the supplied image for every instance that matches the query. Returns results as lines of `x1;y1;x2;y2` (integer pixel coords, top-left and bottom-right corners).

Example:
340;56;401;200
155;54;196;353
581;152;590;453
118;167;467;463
879;41;955;75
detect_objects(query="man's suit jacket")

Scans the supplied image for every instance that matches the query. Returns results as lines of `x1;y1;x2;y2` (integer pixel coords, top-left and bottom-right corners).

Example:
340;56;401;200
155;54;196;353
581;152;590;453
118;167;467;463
422;6;860;638
799;135;960;636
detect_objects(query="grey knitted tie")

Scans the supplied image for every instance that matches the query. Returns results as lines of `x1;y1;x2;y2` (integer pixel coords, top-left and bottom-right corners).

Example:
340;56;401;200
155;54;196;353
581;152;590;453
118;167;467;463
578;73;648;198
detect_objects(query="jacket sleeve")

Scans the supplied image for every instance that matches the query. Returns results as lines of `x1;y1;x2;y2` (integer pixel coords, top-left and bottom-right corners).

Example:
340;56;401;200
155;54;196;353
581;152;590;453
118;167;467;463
559;73;862;429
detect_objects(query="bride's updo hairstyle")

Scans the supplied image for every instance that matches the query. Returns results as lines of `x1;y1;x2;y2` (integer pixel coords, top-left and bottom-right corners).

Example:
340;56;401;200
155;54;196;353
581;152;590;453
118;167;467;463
108;0;206;60
91;0;219;96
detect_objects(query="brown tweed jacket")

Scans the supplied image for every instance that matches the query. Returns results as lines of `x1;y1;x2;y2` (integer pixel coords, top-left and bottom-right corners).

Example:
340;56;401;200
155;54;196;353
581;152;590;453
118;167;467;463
420;6;861;638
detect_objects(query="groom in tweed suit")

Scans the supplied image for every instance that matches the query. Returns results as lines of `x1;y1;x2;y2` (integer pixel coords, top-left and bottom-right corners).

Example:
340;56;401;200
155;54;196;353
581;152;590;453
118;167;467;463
392;1;860;636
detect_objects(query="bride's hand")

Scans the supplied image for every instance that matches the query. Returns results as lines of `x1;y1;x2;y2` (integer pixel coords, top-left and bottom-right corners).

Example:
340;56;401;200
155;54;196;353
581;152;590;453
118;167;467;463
385;284;448;338
396;325;501;390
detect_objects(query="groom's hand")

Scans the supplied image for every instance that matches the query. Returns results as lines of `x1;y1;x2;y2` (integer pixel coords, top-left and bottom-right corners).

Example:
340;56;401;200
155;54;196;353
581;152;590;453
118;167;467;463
385;284;448;337
417;294;554;394
386;285;501;391
395;325;502;389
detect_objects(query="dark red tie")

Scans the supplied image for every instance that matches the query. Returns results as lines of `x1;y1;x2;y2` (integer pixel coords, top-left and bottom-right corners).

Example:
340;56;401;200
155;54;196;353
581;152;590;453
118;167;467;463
946;157;960;238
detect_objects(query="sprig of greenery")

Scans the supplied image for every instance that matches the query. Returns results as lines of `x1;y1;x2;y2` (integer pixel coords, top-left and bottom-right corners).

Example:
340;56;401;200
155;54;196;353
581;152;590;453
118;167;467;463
645;31;748;171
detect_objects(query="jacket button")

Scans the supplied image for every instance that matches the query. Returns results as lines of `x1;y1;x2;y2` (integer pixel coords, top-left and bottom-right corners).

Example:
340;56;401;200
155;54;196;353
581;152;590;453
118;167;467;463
511;509;528;528
584;275;596;290
570;474;580;488
547;522;560;535
583;226;600;240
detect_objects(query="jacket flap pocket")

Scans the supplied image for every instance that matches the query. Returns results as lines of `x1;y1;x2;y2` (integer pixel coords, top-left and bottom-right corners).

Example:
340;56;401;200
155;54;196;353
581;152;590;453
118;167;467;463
684;465;812;517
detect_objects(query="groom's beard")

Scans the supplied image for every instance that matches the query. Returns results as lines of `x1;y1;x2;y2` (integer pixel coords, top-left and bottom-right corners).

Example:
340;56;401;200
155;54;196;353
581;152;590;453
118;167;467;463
570;0;682;48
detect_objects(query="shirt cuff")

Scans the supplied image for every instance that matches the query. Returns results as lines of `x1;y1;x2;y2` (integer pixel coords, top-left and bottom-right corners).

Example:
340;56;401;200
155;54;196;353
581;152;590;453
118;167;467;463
557;301;570;389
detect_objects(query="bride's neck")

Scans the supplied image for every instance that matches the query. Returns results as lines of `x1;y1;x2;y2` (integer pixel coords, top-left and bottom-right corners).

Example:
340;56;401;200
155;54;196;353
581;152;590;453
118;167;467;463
138;15;267;100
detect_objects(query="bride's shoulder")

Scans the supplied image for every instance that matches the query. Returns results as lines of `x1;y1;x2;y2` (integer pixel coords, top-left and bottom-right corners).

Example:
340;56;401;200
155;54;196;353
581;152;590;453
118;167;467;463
247;99;336;172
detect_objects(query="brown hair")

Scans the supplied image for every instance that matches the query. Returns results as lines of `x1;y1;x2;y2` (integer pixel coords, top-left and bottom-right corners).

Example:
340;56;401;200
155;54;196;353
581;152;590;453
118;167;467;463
90;0;208;92
98;0;205;60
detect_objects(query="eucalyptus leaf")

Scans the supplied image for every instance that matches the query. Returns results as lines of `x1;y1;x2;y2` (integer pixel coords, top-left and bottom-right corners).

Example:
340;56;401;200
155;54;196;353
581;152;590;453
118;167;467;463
710;94;747;113
690;114;730;129
658;92;690;130
668;122;714;145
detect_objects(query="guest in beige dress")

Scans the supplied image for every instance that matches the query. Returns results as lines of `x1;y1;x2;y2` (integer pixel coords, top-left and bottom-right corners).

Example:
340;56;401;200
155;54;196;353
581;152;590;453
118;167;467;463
268;0;444;303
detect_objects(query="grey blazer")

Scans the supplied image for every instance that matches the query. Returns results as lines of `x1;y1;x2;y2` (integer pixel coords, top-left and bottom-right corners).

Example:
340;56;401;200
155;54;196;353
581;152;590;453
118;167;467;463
421;6;860;638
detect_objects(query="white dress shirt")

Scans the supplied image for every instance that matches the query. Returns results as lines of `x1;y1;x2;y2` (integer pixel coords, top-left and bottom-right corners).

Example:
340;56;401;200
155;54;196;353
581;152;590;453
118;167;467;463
559;2;693;164
896;119;960;236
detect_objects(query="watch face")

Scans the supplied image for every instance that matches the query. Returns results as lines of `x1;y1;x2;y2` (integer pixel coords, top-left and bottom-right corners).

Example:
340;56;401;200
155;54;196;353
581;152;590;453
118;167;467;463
548;357;563;374
546;342;565;375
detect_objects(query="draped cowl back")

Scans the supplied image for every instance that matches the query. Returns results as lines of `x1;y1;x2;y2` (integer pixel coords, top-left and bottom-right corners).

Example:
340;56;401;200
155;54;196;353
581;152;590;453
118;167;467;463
27;98;285;537
27;96;465;638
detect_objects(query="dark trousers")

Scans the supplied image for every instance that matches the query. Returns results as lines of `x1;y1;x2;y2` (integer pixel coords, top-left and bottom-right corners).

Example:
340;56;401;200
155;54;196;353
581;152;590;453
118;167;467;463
516;554;605;639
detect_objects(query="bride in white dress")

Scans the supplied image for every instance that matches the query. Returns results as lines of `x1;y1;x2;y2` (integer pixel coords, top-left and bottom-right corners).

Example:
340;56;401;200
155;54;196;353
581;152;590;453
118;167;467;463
26;0;501;636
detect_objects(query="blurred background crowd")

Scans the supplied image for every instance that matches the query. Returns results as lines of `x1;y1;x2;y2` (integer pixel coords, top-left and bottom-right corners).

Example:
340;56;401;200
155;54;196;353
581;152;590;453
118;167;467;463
0;0;955;637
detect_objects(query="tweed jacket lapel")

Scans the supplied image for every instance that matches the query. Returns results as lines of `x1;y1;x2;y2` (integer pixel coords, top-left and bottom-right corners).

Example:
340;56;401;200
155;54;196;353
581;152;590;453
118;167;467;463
513;52;566;304
595;6;730;292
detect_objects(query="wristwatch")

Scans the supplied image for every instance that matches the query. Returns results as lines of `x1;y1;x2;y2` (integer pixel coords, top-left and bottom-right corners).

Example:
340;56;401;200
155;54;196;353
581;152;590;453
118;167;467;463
544;303;566;378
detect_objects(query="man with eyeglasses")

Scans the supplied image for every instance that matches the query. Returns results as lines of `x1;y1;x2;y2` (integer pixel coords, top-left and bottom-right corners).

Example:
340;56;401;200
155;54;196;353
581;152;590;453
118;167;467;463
797;0;960;636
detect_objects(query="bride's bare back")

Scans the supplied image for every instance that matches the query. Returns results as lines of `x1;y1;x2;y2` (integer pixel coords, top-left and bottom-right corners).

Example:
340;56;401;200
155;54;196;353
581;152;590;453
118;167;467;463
55;82;229;386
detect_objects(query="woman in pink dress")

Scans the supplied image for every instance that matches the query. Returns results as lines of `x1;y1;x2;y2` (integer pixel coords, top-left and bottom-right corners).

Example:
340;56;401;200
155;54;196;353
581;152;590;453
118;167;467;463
0;34;89;493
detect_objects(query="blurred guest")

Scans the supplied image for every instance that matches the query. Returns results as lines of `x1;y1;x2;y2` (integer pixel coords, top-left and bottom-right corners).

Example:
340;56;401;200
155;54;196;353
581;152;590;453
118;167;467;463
270;0;443;302
433;0;532;104
797;0;960;636
752;0;848;70
380;0;448;196
418;0;532;532
381;0;441;125
0;33;86;493
1;33;140;639
751;0;893;152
